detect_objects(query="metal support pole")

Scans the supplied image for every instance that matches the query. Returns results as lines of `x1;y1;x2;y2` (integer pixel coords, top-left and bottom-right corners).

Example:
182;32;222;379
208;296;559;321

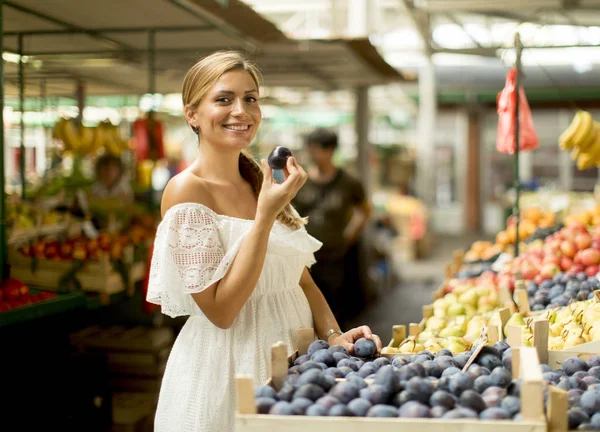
0;0;8;281
148;31;156;96
18;33;26;199
147;31;157;208
355;86;371;196
514;33;522;258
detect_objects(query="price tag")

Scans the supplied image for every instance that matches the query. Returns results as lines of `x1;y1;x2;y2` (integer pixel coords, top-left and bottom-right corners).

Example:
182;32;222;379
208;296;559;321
462;327;489;372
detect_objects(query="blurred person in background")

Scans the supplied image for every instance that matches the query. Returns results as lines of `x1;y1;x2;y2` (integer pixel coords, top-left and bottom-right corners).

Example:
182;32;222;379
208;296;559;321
293;128;372;328
91;154;134;203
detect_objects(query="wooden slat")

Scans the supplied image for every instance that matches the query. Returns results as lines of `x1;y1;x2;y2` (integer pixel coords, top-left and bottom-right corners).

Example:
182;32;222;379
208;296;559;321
532;319;549;365
506;325;523;348
236;376;257;415
408;323;420;337
547;387;569;432
514;288;531;316
271;342;288;391
422;305;433;319
390;325;406;348
236;415;545;432
512;347;521;379
297;328;314;356
487;325;500;344
498;308;511;338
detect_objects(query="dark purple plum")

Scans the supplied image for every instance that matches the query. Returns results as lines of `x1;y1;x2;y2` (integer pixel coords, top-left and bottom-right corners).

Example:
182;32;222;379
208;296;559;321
399;401;431;418
392;391;419;407
569;376;589;391
412;354;432;364
436;349;454;357
392;356;410;368
294;384;325;401
459;390;487;413
329;381;360;404
375;365;401;393
482;386;507;408
306;404;327;416
449;373;475;396
337;359;359;371
430;406;448;418
373;357;391;368
346;374;367;390
267;146;293;170
367;405;398;418
328;404;354;417
582;376;600;387
323;375;336;391
591;412;600;429
298;361;323;374
568;389;583;407
454;354;471;370
437;376;451;392
294;354;310;366
500;395;521;417
332;352;349;363
564;358;589;376
397;363;427;382
430;390;456;410
338;366;355;377
587;356;600;369
474;375;495;394
269;401;294;415
359;384;391;405
508;379;522;397
436;355;459;370
442;408;479;419
277;384;295;402
569;408;591;429
311;350;336;367
291;397;313;415
256;385;277;399
257;397;277;414
324;367;344;379
348;398;372;417
468;364;491;378
296;368;326;388
354;338;377;358
315;395;341;410
423;360;442;378
441;367;462;378
288;365;300;375
543;372;561;384
328;345;350;356
490;367;513;388
358;363;379;378
574;371;589;380
477;354;503;371
580;390;600;416
480;407;511;420
588;366;600;380
406;377;434;402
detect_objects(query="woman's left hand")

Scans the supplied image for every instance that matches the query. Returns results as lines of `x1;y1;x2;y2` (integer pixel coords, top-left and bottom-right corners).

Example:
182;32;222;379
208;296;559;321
329;325;382;356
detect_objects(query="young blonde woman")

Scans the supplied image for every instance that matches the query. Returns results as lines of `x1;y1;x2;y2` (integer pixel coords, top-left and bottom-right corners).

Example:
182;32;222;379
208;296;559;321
147;51;381;432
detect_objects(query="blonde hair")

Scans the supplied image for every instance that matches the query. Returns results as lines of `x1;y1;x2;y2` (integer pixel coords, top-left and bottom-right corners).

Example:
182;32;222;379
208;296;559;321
182;50;306;230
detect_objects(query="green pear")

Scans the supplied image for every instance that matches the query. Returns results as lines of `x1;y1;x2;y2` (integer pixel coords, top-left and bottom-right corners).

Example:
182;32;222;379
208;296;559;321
447;303;466;317
439;326;464;338
503;312;526;336
458;290;479;308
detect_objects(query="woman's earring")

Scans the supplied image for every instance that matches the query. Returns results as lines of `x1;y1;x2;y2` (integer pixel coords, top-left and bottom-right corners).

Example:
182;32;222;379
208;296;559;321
191;124;199;135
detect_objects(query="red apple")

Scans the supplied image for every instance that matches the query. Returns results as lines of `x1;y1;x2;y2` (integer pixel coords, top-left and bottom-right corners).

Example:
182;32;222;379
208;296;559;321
585;265;599;277
560;257;574;272
560;240;577;258
0;301;11;311
580;248;600;266
571;263;586;274
592;240;600;250
543;254;561;266
575;233;592;250
534;274;544;285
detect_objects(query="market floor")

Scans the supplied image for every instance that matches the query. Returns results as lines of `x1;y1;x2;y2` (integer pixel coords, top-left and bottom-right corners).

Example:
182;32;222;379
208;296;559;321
346;233;490;343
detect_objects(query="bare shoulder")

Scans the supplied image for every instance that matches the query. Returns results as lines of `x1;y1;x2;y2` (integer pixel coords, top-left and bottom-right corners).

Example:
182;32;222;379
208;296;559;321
160;170;214;217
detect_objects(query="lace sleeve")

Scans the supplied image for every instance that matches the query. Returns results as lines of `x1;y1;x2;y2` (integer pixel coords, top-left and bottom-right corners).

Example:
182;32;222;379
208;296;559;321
147;204;242;318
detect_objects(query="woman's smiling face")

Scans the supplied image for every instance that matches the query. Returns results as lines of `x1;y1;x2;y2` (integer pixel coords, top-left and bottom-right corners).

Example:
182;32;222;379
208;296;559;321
191;68;261;150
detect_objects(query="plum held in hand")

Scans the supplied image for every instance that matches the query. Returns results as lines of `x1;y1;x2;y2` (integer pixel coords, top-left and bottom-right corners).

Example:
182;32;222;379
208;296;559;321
267;146;293;170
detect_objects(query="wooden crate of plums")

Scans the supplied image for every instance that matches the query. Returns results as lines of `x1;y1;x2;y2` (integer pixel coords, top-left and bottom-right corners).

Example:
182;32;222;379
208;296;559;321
235;328;547;432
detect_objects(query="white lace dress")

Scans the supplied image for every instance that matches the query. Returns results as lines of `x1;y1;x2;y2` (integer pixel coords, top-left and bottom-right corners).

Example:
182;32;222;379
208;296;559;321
147;203;321;432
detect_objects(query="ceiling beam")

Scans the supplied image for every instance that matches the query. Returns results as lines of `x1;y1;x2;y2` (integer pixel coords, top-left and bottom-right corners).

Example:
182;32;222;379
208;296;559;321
398;0;433;55
434;43;600;57
2;25;214;37
444;13;483;48
3;1;137;53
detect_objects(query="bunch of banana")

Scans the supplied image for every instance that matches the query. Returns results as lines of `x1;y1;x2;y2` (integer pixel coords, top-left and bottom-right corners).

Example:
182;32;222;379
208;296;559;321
558;111;600;170
98;120;129;156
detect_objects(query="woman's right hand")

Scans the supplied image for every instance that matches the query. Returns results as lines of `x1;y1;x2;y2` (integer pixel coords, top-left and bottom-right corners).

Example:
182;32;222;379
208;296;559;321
257;157;307;222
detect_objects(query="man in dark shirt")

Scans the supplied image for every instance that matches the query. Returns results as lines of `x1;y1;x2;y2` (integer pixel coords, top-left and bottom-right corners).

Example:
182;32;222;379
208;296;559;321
293;128;371;327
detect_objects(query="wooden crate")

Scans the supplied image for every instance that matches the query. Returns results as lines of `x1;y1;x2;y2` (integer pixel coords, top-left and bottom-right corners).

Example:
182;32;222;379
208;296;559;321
9;245;146;294
112;392;154;432
235;344;547;432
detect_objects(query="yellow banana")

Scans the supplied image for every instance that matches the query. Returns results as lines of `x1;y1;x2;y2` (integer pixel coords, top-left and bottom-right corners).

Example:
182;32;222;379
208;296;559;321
77;126;95;156
572;110;594;151
560;111;583;150
61;119;80;153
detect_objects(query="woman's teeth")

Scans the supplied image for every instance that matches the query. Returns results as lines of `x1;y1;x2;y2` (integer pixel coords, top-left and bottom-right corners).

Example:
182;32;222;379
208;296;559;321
224;125;249;131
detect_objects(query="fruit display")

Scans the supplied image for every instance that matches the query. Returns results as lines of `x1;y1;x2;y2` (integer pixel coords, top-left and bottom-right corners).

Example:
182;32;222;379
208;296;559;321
524;272;600;311
53;117;129;157
497;222;600;285
559;110;600;171
565;206;600;228
0;278;57;312
253;338;539;422
542;355;600;430
465;208;556;263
